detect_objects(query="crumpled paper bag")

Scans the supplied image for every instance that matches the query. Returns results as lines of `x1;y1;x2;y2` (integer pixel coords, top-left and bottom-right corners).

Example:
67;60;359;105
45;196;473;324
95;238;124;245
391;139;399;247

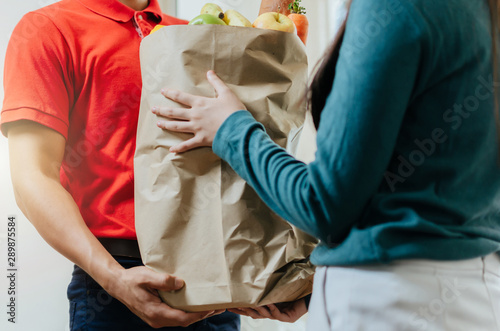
134;25;317;312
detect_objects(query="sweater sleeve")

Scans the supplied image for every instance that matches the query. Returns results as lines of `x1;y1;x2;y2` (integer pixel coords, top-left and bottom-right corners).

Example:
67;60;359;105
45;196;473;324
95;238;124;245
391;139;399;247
213;0;425;243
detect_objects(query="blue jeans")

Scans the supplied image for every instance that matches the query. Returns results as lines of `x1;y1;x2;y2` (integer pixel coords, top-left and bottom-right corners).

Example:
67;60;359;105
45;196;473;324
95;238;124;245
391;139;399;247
67;257;240;331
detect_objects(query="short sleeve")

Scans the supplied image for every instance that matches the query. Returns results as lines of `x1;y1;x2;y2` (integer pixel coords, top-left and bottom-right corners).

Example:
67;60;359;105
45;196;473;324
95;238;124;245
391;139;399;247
1;12;73;138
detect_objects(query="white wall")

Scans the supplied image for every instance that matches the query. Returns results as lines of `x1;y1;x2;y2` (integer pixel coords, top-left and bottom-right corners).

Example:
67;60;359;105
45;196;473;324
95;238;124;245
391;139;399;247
0;1;346;330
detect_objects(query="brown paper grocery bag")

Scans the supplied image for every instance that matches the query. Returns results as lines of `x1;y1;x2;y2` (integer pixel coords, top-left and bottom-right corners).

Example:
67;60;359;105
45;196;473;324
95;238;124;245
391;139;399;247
134;25;317;312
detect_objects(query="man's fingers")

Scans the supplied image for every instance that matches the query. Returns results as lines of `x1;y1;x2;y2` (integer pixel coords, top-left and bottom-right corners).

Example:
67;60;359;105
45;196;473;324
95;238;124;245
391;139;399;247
208;309;226;317
161;88;198;107
179;311;216;326
155;275;184;292
163;308;217;328
139;269;184;291
207;70;230;96
147;274;184;292
143;305;215;328
153;106;190;120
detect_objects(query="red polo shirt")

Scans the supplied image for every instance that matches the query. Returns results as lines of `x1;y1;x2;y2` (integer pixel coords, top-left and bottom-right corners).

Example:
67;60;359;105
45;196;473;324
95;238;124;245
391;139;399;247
1;0;187;239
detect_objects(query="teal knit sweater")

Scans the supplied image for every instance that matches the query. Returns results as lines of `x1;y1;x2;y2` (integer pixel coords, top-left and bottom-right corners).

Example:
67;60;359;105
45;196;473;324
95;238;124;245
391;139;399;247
213;0;500;265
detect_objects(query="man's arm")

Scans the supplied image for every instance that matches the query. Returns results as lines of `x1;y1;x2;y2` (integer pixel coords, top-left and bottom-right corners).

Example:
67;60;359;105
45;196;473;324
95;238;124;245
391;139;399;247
7;120;218;328
8;120;120;287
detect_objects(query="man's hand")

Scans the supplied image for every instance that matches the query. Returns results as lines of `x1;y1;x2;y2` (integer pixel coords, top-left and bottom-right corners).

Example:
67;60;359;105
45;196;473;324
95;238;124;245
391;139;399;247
228;297;307;323
107;266;223;328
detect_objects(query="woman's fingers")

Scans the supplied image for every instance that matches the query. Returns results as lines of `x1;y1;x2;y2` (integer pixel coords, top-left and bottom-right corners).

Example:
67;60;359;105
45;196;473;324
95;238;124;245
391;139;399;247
206;70;230;96
157;71;242;152
170;137;207;154
227;308;251;316
267;304;286;319
239;308;266;319
161;88;198;107
153;106;190;121
228;307;270;320
253;306;273;318
157;120;194;133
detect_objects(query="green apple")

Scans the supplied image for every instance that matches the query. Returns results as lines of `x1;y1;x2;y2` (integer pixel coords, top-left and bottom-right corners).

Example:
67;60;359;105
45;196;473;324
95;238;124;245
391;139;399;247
223;9;252;27
189;14;227;25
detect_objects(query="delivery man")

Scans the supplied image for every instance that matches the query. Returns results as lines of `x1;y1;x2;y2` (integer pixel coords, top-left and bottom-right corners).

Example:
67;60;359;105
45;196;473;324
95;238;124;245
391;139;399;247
1;0;239;329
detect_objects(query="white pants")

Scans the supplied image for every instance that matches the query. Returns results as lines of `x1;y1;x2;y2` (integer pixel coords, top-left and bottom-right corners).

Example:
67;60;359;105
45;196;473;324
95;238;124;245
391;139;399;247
307;254;500;331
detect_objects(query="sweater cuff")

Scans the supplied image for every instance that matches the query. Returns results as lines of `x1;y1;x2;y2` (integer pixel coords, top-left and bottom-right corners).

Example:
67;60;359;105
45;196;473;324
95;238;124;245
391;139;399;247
213;110;263;159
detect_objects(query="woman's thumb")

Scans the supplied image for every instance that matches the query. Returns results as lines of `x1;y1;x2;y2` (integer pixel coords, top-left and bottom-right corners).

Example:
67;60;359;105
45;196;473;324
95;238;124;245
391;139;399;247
207;70;228;95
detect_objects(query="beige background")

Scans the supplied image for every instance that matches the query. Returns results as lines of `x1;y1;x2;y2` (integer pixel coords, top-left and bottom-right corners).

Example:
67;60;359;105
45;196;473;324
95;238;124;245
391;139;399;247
0;0;347;330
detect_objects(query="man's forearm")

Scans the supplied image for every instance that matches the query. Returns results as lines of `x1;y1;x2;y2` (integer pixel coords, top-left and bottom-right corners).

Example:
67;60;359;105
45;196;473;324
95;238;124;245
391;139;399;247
12;172;123;290
7;120;122;291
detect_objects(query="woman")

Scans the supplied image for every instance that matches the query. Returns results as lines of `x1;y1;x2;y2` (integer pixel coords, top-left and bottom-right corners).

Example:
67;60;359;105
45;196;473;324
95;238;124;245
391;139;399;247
153;0;500;329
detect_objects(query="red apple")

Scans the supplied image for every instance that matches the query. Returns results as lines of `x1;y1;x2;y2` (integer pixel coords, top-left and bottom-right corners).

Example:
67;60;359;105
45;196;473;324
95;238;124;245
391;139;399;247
252;12;295;33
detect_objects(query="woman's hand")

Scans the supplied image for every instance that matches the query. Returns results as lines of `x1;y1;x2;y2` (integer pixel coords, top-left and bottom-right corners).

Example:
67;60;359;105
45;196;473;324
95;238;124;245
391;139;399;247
228;298;308;323
155;70;246;153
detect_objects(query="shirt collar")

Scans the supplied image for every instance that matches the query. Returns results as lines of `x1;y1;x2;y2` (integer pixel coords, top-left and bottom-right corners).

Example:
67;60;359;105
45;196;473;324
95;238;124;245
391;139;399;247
76;0;163;22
